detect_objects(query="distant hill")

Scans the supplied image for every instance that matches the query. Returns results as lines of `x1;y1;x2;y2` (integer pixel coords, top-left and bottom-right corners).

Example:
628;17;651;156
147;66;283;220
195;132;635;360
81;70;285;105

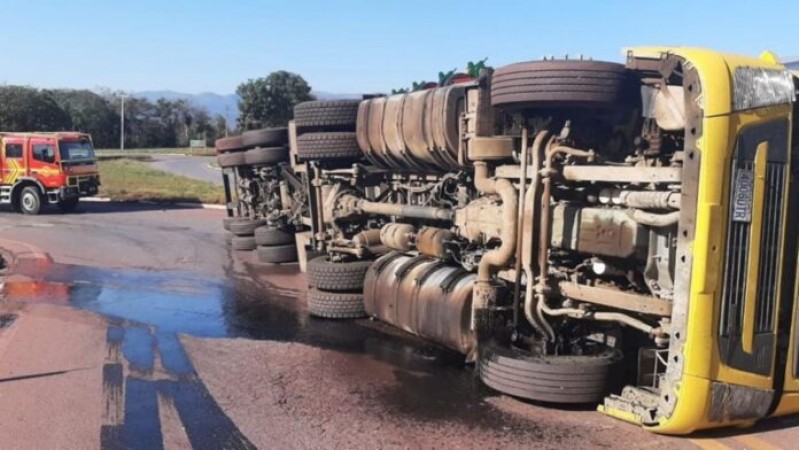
133;90;362;123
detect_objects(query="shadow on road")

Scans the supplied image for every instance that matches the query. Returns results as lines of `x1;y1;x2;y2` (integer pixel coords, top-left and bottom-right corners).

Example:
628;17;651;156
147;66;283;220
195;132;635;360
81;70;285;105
41;201;220;215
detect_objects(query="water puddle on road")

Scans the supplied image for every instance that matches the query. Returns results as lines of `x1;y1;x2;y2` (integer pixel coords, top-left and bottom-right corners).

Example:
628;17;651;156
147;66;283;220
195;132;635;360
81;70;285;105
1;260;550;446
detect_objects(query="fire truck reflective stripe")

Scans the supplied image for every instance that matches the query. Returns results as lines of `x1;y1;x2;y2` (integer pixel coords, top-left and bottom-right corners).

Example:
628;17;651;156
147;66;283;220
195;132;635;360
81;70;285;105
5;160;20;184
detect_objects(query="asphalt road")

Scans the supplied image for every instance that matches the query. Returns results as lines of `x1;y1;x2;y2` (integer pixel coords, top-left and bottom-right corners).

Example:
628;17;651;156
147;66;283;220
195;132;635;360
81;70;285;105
0;202;793;449
148;154;222;185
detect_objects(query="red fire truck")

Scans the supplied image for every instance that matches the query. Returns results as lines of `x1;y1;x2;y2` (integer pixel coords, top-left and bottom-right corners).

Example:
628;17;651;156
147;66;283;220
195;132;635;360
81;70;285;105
0;132;100;215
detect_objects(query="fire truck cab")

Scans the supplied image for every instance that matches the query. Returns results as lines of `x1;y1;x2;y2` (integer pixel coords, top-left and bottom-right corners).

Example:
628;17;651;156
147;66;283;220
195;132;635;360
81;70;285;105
0;132;100;215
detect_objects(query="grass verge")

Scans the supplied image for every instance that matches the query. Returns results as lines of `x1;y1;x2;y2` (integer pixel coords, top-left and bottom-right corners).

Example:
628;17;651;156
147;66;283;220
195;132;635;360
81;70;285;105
96;147;216;157
98;158;224;204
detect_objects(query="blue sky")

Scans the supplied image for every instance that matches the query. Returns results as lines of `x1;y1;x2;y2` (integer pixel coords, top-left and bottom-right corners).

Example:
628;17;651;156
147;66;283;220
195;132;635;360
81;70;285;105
1;0;796;94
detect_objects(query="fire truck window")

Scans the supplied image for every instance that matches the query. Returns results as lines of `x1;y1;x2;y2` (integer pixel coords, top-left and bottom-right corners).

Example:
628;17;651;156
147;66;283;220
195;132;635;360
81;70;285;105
32;144;56;164
5;144;22;159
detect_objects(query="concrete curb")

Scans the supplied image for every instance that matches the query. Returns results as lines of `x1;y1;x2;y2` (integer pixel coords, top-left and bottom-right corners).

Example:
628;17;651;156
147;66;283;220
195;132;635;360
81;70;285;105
0;238;54;278
82;197;227;210
205;163;222;172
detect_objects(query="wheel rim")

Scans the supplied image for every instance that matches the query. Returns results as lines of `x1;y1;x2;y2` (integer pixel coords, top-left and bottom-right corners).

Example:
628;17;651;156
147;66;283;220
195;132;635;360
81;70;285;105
22;193;35;210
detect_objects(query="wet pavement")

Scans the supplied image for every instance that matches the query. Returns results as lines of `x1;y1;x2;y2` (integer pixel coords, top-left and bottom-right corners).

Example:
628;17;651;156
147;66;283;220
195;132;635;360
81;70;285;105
0;202;789;448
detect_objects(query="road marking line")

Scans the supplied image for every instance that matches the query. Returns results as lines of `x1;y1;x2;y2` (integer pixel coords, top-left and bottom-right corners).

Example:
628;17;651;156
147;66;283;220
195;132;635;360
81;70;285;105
691;438;734;450
734;435;782;450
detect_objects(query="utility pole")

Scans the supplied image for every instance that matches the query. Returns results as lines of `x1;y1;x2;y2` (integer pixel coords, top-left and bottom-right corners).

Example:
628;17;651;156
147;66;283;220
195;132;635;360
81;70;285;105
224;105;230;136
120;93;129;150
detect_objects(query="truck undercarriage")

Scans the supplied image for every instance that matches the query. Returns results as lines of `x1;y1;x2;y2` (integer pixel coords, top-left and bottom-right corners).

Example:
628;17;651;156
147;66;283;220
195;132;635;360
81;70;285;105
218;48;799;434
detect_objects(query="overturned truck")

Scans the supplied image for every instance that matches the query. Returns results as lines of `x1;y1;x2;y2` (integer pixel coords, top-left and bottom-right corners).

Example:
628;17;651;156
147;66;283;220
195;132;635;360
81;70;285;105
245;47;799;434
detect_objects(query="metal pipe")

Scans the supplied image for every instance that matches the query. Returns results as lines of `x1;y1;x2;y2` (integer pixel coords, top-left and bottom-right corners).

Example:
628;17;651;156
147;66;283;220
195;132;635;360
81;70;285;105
522;132;553;340
327;245;365;258
535;142;596;343
473;162;518;284
541;303;662;337
598;188;681;209
357;199;455;221
631;209;680;227
512;128;529;329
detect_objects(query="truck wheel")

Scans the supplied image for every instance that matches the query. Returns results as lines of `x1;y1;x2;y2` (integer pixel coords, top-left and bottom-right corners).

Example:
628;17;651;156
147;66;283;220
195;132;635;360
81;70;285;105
295;132;362;164
307;288;366;319
241;127;288;148
491;60;635;110
307;256;373;292
231;236;257;251
217;152;247;168
254;226;295;246
256;244;298;264
215;135;247;153
223;217;247;231
478;343;622;404
243;147;289;166
19;186;42;216
57;198;80;212
229;219;266;236
294;100;360;132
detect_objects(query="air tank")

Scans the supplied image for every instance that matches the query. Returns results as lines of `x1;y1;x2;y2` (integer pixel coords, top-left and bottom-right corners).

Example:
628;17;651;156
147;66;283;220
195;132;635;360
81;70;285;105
356;84;470;172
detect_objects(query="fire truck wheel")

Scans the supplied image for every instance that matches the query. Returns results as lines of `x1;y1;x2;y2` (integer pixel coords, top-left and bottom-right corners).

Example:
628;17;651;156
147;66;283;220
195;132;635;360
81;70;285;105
229;219;266;236
241;127;289;148
231;236;257;251
256;244;298;264
294;100;360;132
243;147;289;166
491;60;635;110
19;186;42;216
307;289;366;319
217;151;247;168
57;198;80;212
307;256;373;292
254;226;295;246
478;342;622;404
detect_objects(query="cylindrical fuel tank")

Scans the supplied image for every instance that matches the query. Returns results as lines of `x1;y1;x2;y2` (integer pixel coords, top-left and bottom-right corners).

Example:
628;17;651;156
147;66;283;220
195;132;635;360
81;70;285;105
356;84;470;172
363;252;476;355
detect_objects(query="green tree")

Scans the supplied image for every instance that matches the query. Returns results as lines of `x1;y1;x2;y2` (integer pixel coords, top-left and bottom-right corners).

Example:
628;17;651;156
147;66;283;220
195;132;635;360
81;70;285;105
236;71;315;130
46;89;119;148
0;86;72;131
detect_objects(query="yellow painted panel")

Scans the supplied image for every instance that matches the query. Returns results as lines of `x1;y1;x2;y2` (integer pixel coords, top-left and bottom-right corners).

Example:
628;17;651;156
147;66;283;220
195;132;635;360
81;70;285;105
742;142;769;353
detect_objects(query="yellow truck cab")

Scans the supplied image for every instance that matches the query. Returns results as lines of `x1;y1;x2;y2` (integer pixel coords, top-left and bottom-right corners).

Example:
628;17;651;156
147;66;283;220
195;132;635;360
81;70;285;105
597;48;799;434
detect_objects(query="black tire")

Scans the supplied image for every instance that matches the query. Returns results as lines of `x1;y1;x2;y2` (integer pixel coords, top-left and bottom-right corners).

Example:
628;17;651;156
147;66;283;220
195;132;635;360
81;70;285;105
256;244;298;264
229;219;266;236
243;146;289;166
478;343;622;404
307;288;366;319
254;226;295;246
491;60;635;110
57;198;80;212
294;100;360;132
231;236;257;251
295;132;362;163
223;217;247;231
19;186;42;215
217;151;247;168
215;136;247;153
307;256;372;292
241;127;288;148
